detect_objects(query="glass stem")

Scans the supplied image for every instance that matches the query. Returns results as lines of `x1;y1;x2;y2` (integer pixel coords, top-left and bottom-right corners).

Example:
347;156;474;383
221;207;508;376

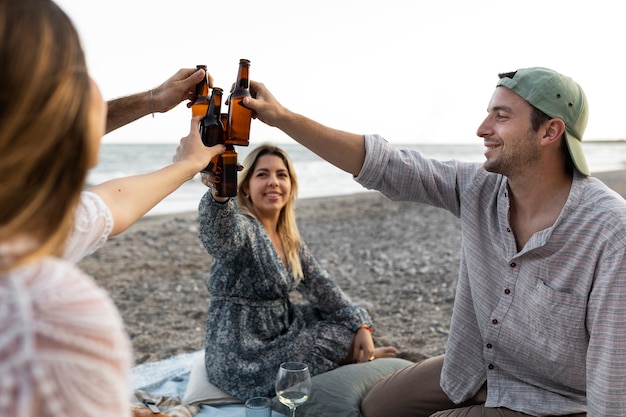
290;406;297;417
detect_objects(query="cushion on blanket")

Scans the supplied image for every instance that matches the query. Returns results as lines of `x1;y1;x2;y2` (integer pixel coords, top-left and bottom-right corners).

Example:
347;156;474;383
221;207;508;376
183;353;413;416
182;353;243;405
272;358;413;417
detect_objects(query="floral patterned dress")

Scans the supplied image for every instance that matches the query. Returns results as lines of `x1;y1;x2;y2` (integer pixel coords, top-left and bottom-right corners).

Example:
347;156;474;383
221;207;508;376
198;192;372;400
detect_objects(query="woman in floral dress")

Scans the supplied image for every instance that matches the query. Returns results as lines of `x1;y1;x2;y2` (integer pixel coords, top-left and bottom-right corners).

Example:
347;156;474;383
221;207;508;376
198;143;397;400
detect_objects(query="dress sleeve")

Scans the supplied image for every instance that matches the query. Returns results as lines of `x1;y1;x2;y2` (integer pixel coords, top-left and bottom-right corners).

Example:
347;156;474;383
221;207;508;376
63;191;113;263
198;190;251;261
297;241;372;332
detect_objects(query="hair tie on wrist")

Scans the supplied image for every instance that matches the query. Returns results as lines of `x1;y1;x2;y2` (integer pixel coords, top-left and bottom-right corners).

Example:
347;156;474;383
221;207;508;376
149;89;154;118
360;324;372;333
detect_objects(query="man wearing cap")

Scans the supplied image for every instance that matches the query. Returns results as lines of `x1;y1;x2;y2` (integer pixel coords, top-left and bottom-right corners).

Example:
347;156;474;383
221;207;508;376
243;67;626;416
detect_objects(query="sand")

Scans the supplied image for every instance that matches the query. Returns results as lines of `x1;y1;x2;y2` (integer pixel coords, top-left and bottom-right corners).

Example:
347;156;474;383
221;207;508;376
78;170;626;365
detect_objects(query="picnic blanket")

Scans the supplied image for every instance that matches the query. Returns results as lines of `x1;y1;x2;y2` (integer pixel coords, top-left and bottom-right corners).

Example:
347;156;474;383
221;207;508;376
131;350;287;417
131;350;414;417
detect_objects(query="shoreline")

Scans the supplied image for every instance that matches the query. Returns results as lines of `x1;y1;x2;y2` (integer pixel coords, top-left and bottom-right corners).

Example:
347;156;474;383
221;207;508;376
138;169;626;222
79;170;626;365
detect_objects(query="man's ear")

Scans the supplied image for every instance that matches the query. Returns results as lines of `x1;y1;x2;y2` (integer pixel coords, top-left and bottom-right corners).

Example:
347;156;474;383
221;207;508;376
541;118;566;146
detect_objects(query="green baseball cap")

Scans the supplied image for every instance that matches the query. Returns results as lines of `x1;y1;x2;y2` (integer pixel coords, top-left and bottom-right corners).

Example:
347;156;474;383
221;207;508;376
497;67;590;176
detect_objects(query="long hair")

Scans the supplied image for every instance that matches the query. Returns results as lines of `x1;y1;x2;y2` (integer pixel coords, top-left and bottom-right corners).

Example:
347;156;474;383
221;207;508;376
237;143;303;279
0;0;92;270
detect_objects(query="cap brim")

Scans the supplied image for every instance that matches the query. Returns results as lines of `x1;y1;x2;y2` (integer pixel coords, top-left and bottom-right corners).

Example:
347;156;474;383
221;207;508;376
565;131;590;176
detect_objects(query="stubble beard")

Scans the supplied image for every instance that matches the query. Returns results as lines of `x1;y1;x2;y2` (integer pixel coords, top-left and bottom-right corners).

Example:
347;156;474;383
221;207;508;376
483;129;541;178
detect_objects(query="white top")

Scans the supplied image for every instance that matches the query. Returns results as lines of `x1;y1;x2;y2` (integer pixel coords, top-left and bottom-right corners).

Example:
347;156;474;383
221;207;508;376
0;192;132;417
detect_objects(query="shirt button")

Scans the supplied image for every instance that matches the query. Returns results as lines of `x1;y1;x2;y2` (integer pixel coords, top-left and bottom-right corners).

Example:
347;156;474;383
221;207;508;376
504;288;511;295
488;364;494;370
506;227;511;233
510;262;516;268
492;319;498;325
486;343;493;349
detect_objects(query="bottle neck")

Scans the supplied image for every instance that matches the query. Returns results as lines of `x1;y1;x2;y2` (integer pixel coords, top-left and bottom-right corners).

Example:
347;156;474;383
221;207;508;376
196;81;209;98
236;65;250;89
207;90;223;117
211;95;222;116
193;65;209;103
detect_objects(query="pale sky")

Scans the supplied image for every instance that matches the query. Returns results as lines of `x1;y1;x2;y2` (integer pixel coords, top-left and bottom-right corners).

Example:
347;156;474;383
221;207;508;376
56;0;626;145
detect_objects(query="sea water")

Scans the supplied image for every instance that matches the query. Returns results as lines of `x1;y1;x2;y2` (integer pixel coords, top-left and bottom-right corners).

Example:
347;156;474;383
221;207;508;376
88;141;626;216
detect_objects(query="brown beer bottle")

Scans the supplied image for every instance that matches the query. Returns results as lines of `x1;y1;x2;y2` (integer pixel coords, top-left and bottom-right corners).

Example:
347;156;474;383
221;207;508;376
227;59;252;146
220;113;229;143
191;65;210;117
217;145;238;197
200;88;224;174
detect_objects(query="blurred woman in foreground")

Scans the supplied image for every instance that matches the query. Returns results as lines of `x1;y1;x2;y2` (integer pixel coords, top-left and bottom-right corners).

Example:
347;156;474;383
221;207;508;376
0;1;223;415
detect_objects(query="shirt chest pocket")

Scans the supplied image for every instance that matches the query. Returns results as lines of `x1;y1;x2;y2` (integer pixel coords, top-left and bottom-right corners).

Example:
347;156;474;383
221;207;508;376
526;278;588;345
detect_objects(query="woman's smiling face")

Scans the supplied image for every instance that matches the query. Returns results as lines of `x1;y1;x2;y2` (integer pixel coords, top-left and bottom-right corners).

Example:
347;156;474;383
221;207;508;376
244;153;292;217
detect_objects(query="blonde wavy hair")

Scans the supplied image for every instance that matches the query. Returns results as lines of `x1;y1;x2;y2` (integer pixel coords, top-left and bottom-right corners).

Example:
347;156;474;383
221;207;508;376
0;0;92;270
237;144;303;279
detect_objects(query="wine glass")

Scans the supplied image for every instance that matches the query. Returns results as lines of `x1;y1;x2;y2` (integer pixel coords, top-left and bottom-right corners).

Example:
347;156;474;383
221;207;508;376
275;362;311;417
